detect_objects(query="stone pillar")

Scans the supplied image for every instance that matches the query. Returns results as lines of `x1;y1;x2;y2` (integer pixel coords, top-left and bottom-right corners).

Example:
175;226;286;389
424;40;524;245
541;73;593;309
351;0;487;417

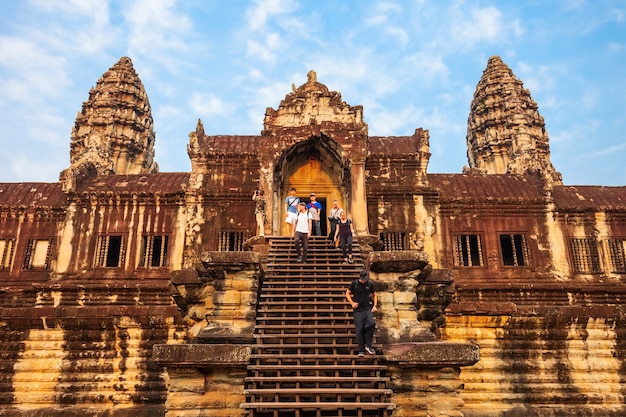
153;344;251;417
385;344;476;417
351;160;369;236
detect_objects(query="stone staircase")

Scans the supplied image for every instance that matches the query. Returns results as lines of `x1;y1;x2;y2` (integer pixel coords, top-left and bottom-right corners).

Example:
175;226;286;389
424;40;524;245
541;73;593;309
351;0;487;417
242;236;395;417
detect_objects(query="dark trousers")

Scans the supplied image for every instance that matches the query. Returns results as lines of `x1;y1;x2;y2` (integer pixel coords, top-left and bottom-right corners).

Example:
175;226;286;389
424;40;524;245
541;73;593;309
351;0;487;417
312;220;321;236
353;308;375;352
340;235;353;258
294;231;308;261
328;219;338;241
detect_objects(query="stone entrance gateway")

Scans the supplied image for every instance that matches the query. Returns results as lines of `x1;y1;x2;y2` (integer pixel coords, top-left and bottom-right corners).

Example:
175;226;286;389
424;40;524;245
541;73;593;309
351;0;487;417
276;135;347;237
257;70;370;240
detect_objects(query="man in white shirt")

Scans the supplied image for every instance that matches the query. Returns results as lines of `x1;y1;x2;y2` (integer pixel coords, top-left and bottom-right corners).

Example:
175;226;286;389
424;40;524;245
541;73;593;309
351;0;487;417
291;202;312;263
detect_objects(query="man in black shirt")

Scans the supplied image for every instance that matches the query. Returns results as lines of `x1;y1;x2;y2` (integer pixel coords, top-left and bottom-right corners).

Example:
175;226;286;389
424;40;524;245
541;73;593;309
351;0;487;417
345;269;378;356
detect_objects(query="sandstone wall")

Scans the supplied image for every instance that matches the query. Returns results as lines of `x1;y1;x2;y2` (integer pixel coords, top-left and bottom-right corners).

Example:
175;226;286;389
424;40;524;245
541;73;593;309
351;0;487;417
0;284;187;417
444;296;626;416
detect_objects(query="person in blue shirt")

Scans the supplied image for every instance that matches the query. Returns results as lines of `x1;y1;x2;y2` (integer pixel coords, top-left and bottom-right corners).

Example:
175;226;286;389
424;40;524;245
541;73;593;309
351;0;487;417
284;187;299;236
307;193;323;236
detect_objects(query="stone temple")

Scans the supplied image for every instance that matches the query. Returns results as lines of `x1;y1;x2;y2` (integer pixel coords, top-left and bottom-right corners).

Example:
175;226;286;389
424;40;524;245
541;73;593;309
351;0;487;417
1;55;626;417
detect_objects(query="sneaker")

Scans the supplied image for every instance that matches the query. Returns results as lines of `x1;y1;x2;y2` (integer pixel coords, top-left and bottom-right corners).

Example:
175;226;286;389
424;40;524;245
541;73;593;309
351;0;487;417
348;258;354;264
358;351;365;357
296;257;303;263
365;346;376;355
343;259;349;264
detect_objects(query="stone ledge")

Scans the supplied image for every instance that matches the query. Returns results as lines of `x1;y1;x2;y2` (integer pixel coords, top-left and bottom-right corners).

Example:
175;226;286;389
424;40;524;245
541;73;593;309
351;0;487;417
153;343;251;368
368;251;429;273
200;251;261;265
383;342;479;367
447;301;517;315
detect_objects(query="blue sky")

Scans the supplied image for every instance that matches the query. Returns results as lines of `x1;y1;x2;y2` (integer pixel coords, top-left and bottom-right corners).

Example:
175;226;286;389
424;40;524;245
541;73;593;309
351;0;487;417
0;0;624;185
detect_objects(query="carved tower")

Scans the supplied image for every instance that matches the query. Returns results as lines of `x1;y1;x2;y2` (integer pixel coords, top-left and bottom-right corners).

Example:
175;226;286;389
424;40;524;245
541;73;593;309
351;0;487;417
466;55;562;185
60;57;158;188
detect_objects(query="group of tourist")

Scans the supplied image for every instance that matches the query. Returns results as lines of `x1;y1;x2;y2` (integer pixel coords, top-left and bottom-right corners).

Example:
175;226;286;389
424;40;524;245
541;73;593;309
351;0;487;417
284;187;354;265
254;186;355;264
253;187;376;357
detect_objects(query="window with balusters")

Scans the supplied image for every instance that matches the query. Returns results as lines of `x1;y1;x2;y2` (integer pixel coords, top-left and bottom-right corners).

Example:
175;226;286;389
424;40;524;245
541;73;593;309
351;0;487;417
1;238;16;270
454;234;484;267
22;238;54;270
94;235;126;268
379;232;406;251
218;230;247;251
139;235;169;267
568;238;601;274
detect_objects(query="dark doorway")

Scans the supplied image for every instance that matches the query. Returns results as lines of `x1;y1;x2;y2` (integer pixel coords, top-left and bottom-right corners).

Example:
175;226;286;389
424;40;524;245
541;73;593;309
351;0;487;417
306;196;327;237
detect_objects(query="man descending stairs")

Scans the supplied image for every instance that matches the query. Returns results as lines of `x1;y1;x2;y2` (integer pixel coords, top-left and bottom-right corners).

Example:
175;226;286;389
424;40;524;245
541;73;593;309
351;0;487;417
242;236;395;417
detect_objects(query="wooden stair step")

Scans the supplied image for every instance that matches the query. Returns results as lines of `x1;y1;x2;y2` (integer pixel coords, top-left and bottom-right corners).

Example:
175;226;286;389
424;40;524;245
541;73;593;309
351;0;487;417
241;402;395;410
245;376;390;383
248;362;387;371
245;388;392;395
242;237;394;415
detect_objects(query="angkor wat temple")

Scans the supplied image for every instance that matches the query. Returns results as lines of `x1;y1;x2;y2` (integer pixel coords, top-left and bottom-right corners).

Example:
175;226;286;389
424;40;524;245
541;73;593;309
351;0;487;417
1;55;625;417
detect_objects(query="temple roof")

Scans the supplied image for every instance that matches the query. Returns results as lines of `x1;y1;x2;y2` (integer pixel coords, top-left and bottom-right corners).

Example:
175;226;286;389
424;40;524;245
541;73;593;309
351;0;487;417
74;172;190;195
0;183;67;207
552;185;626;210
428;173;626;210
199;135;261;155
2;173;625;211
428;174;546;202
369;135;424;156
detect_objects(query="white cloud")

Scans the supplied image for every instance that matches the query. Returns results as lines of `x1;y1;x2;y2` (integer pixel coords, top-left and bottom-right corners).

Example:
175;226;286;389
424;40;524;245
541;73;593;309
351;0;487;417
0;37;70;103
516;61;556;96
608;42;624;53
246;32;283;63
363;2;408;45
123;0;192;57
368;105;423;136
405;52;448;81
588;142;626;158
188;93;229;118
365;1;403;26
245;0;298;32
446;6;506;51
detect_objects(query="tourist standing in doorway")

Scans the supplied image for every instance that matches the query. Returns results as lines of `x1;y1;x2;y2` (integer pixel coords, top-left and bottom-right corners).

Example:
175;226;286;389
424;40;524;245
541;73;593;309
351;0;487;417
285;187;299;236
327;200;343;246
307;193;322;236
334;210;355;264
346;269;378;356
292;202;312;263
252;190;266;237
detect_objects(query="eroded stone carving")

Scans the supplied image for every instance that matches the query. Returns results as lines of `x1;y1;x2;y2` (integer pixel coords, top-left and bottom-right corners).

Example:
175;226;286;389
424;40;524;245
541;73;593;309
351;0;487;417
466;55;562;186
61;56;158;191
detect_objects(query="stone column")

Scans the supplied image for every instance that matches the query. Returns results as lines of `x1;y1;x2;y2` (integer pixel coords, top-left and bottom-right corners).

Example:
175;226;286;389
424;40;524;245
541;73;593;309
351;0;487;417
351;160;369;236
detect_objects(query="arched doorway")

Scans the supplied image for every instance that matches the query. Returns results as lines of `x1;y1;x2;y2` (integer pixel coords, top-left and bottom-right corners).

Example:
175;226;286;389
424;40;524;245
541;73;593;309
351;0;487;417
274;135;349;237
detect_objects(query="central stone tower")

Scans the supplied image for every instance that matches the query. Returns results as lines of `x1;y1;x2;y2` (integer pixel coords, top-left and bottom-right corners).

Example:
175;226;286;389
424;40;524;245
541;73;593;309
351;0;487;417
466;55;562;186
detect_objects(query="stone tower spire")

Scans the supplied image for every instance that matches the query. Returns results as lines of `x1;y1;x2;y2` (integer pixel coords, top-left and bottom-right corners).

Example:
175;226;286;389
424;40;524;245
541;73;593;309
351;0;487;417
466;55;561;185
64;56;158;180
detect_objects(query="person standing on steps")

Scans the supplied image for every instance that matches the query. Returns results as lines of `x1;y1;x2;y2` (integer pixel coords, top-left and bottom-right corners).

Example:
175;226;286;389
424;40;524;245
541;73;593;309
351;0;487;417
346;269;378;356
252;190;266;237
334;210;355;264
327;200;343;246
307;193;322;236
285;187;299;236
292;202;312;263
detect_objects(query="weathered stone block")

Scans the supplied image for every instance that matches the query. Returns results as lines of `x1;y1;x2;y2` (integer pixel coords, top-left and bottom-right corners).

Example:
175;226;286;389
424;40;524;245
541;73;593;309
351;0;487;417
167;368;206;393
